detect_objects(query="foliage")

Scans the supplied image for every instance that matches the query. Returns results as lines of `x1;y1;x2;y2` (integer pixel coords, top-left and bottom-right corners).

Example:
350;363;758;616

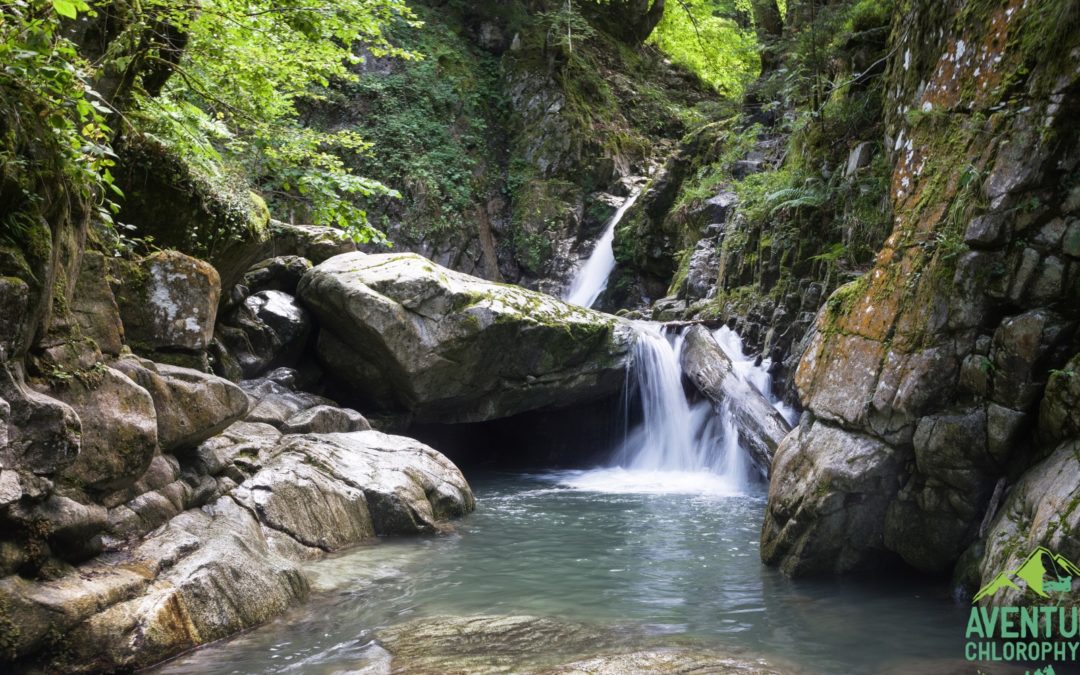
0;0;121;246
319;6;505;239
649;0;760;96
127;0;419;242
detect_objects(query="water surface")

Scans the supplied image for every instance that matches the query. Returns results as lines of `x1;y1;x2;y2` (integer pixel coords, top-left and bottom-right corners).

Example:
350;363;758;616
156;471;973;674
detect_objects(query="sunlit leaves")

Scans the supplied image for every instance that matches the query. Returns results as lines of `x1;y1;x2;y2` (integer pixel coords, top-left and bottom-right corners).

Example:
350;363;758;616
649;0;759;96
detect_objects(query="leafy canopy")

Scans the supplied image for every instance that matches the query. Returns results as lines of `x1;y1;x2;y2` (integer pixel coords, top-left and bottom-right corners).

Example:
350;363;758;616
1;0;419;246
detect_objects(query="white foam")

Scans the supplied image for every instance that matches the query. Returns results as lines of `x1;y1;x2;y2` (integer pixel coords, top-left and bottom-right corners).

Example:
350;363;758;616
548;467;742;496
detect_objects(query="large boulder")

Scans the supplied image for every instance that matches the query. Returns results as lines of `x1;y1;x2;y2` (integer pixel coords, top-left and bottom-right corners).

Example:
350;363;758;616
298;252;634;423
113;356;249;451
760;420;906;576
680;326;791;476
42;366;159;491
111;250;221;355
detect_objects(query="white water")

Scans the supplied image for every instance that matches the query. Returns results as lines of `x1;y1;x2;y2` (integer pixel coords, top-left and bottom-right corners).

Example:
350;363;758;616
560;323;785;496
713;325;800;426
564;189;641;308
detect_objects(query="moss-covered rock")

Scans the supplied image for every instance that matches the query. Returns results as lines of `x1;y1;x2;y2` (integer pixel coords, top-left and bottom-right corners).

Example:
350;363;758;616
297;252;635;423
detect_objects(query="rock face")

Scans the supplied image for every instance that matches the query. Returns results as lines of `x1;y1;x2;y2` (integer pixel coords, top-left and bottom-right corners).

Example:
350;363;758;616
298;252;635;423
761;0;1080;579
680;326;790;476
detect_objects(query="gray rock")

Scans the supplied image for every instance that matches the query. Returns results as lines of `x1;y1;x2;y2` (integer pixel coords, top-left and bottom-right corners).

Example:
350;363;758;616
241;255;313;295
1063;219;1080;257
760;420;904;576
43;366;158;491
975;440;1080;606
218;290;312;378
1038;352;1080;444
844;141;874;177
376;615;784;674
989;309;1073;410
268;432;475;535
680;326;791;477
684;241;720;300
964;214;1008;248
0;429;474;670
111;250;221;353
281;405;370;434
298;252;634;423
71;251;124;356
114;356;249;451
241;378;337;429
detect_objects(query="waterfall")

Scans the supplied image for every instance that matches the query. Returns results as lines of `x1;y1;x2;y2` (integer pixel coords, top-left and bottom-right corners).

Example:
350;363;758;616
564;189;641;308
613;325;752;487
559;323;778;495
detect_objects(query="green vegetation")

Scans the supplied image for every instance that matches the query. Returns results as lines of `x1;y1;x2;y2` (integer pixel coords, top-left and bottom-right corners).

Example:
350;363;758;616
649;0;760;96
1;0;416;253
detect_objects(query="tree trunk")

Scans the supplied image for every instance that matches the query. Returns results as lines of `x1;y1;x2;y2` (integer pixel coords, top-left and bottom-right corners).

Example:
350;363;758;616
752;0;783;75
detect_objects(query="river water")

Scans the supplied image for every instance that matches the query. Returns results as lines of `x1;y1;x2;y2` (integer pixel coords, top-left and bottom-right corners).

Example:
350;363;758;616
155;471;975;674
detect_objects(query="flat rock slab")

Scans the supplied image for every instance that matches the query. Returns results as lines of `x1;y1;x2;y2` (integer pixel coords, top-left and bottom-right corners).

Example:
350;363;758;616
298;252;635;423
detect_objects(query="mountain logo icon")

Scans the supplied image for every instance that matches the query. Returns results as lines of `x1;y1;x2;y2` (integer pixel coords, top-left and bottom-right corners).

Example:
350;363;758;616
973;546;1080;603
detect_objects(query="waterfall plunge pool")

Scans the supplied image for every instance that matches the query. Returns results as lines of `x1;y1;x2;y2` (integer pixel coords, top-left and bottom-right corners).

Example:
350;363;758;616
155;472;977;675
155;327;986;674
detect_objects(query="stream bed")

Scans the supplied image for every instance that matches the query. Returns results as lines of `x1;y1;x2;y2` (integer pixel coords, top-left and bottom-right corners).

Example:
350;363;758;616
155;471;978;674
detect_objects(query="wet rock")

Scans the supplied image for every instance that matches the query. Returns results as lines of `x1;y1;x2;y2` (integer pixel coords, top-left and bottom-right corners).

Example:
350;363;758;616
377;615;783;674
111;250;221;353
298;252;634;423
114;356;248;451
680;326;791;476
218;290;312;378
547;650;784;674
760;420;904;576
43;366;158;491
281;405;370;434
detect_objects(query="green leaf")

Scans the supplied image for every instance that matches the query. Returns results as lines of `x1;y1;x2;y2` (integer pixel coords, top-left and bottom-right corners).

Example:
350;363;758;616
52;0;78;19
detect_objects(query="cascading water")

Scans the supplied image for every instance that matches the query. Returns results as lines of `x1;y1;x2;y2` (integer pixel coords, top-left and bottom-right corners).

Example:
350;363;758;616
564;189;641;308
559;323;782;495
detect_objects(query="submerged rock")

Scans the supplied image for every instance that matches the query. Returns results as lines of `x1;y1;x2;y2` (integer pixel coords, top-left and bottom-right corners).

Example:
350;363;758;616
680;326;791;476
298;252;634;423
376;615;785;674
